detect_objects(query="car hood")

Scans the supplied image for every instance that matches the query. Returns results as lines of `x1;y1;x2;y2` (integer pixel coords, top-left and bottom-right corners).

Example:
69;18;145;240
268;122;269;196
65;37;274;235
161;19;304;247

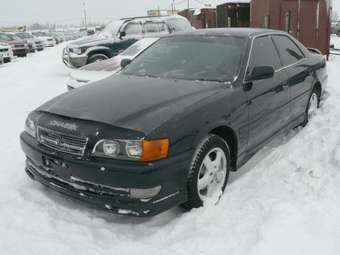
37;75;223;135
80;57;122;71
68;35;115;47
69;70;113;88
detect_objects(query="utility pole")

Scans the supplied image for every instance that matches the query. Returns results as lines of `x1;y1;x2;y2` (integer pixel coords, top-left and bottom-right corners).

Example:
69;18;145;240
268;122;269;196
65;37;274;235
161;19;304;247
172;0;175;14
187;0;190;10
83;2;88;29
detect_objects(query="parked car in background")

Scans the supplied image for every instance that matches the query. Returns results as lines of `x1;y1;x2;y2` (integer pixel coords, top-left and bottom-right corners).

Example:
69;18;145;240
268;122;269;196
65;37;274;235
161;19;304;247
63;15;192;68
16;32;44;52
48;32;64;44
67;37;159;90
0;42;13;63
13;32;36;53
21;28;327;217
32;32;55;47
0;32;29;57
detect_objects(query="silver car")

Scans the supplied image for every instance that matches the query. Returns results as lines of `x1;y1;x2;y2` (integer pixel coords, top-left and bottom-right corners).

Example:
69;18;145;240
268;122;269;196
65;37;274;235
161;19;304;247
67;37;159;90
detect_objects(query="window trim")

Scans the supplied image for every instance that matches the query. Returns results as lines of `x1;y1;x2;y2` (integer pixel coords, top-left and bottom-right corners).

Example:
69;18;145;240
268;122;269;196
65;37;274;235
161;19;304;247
122;21;143;35
243;32;306;83
244;34;282;81
271;34;306;69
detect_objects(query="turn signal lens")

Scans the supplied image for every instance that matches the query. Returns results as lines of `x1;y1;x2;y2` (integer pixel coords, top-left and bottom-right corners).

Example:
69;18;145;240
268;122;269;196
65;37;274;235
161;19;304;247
141;139;169;162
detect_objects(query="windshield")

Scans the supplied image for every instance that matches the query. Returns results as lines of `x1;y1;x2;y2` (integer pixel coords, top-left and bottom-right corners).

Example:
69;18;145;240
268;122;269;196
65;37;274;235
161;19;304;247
0;33;11;41
121;38;159;58
16;33;32;39
1;33;20;41
99;20;124;38
122;36;247;82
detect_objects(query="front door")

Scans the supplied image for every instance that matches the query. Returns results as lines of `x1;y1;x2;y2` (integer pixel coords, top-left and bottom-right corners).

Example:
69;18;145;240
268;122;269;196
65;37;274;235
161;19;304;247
245;35;291;150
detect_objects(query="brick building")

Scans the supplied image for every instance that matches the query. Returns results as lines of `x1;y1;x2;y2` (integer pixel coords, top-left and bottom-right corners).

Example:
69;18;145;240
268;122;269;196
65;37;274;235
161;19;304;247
178;8;217;29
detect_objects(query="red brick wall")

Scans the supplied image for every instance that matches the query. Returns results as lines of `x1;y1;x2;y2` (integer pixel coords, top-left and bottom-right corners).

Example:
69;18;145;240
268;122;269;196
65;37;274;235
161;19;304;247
250;0;330;55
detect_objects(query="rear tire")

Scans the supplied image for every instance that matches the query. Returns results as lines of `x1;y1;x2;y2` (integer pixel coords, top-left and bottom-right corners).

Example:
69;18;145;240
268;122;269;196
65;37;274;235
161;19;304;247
303;87;320;126
87;54;109;64
181;135;230;210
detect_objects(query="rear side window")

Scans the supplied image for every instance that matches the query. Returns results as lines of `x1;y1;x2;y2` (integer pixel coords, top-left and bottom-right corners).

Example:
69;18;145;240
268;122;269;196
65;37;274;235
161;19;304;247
248;36;281;75
272;35;304;66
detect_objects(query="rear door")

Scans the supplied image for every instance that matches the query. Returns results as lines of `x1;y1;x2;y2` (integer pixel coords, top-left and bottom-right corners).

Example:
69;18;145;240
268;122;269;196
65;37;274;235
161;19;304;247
271;35;313;122
245;35;290;150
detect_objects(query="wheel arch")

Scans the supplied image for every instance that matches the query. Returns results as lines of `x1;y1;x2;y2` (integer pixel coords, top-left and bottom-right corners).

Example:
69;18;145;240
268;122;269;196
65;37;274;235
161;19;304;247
313;81;322;98
209;125;238;171
86;46;113;59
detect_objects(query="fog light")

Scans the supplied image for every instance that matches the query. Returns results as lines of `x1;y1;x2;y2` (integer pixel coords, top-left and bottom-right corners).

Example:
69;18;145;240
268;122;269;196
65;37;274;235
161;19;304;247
129;186;161;199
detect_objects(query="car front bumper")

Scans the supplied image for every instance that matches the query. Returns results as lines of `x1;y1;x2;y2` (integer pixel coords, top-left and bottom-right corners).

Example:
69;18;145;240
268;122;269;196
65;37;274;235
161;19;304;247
12;47;29;56
20;132;191;216
63;49;88;68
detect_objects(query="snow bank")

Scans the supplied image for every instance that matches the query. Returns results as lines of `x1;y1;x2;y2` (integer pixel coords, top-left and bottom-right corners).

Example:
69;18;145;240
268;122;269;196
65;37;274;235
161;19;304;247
0;44;340;255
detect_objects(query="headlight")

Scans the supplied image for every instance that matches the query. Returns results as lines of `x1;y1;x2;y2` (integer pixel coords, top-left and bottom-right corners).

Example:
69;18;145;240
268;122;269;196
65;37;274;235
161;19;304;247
72;48;83;55
92;139;169;161
25;118;36;138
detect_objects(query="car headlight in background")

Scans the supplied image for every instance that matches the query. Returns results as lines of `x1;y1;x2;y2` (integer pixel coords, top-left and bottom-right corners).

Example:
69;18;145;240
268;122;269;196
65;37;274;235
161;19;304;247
25;118;36;138
92;138;169;161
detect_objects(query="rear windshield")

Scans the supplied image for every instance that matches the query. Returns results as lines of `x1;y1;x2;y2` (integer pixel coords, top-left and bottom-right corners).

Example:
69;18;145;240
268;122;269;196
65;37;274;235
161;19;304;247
122;36;247;82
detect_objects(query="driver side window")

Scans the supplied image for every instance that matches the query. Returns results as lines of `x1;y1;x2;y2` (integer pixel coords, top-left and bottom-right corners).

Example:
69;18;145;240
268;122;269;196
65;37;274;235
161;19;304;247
248;36;281;78
123;22;142;36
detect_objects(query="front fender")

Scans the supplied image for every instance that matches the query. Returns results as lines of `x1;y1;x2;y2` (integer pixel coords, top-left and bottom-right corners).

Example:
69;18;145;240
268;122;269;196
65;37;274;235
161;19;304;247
86;46;113;58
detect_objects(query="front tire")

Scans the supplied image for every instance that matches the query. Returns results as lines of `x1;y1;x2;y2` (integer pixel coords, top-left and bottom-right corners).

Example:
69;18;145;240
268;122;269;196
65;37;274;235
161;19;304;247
303;88;320;126
182;135;230;210
87;53;109;64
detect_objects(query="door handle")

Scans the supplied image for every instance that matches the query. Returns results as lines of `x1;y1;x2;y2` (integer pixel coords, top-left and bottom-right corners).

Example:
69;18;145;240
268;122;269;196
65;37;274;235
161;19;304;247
282;82;289;89
243;82;253;92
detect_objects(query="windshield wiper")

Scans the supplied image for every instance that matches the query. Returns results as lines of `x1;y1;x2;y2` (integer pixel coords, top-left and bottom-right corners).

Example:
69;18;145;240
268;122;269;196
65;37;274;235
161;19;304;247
195;78;228;83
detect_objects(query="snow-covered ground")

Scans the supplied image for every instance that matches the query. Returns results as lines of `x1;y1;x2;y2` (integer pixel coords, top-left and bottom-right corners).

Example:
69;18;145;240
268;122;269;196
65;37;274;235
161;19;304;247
331;34;340;50
1;44;340;255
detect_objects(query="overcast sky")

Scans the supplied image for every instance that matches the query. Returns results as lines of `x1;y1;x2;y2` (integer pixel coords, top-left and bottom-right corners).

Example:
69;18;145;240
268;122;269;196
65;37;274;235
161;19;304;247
0;0;339;26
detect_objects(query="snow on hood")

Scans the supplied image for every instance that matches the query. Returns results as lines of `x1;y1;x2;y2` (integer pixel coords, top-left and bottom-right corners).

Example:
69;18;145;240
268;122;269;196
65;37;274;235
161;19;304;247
70;69;113;83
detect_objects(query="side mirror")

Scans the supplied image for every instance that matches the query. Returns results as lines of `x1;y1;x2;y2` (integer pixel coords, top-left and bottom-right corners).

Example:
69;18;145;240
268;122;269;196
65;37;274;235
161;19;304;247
120;58;132;69
119;31;126;39
250;66;274;81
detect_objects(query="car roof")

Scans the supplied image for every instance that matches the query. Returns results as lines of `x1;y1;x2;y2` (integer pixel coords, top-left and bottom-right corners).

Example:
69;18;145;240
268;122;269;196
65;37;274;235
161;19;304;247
121;15;188;23
166;28;286;38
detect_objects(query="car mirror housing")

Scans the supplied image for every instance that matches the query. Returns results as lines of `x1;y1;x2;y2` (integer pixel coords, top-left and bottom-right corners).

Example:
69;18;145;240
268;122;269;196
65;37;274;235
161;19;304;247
120;58;132;69
250;66;274;81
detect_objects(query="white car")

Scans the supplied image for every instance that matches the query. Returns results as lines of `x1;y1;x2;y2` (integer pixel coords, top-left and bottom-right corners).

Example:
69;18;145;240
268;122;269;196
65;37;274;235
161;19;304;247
32;32;55;47
67;37;159;90
0;42;13;63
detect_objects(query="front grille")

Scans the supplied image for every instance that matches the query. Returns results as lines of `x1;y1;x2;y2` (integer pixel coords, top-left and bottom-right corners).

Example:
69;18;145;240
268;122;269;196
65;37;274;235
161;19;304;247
15;44;25;48
37;126;88;156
